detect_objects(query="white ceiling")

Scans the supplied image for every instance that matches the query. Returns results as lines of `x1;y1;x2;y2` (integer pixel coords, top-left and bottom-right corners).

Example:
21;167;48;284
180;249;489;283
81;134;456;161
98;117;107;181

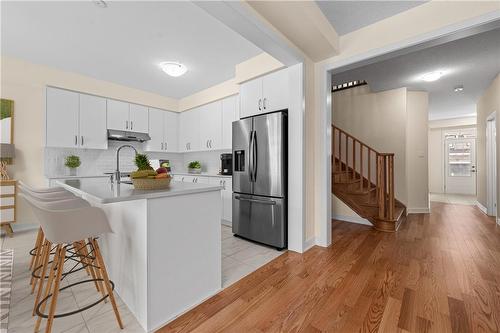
0;1;262;99
316;1;427;36
332;28;500;120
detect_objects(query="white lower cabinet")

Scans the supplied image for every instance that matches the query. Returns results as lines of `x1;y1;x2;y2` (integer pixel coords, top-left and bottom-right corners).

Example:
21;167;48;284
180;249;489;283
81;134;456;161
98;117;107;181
209;177;232;224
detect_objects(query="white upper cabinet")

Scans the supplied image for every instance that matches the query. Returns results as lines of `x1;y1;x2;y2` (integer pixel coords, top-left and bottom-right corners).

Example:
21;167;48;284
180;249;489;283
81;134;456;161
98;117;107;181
145;108;164;152
79;94;107;149
163;111;178;153
240;77;262;119
199;101;222;150
46;88;107;149
222;95;238;150
145;108;178;153
46;87;80;148
179;108;200;152
107;99;130;131
239;67;289;118
129;104;149;133
262;69;289;113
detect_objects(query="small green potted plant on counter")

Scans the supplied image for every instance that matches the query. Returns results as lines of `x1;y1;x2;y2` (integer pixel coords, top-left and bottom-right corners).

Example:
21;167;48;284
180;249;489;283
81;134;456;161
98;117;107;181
188;161;202;174
65;155;81;176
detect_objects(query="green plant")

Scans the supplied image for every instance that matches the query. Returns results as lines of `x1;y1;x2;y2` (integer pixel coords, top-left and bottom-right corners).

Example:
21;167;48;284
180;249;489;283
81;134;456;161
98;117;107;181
188;161;201;169
134;154;153;171
64;155;81;169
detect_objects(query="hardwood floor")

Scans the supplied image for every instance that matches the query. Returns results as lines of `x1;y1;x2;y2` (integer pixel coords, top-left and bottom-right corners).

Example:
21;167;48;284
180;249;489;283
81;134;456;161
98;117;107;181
158;202;500;333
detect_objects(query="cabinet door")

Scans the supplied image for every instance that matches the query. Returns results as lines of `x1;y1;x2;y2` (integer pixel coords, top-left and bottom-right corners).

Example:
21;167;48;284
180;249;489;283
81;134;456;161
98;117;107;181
222;179;232;222
239;77;262;118
179;111;190;152
79;94;107;149
129;104;149;133
197;176;210;184
222;95;238;150
182;175;195;183
46;87;79;148
183;108;200;152
262;69;289;113
199;101;222;150
107;99;129;131
164;111;178;152
145;108;164;152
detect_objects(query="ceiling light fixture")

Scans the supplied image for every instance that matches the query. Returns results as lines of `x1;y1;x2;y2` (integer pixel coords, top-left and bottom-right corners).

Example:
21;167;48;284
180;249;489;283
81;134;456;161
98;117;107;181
420;71;445;82
93;0;107;8
159;62;187;77
454;85;464;92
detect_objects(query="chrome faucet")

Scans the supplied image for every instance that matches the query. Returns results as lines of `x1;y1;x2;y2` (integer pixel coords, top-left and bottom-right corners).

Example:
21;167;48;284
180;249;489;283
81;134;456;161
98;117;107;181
114;144;138;184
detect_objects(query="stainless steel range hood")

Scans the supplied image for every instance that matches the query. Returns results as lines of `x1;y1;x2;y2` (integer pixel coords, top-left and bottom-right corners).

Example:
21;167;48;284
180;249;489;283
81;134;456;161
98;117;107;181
107;129;151;142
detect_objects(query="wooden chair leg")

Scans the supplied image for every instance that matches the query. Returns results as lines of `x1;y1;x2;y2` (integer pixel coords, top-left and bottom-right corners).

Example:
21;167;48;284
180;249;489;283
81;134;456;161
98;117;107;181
34;244;60;333
30;230;45;287
73;241;92;278
33;240;51;316
91;238;124;329
30;228;43;272
77;241;104;295
45;246;66;333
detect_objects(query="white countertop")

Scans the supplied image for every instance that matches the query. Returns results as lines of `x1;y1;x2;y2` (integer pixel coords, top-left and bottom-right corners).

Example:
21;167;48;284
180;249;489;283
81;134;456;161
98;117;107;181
172;172;232;178
57;178;222;204
46;174;110;180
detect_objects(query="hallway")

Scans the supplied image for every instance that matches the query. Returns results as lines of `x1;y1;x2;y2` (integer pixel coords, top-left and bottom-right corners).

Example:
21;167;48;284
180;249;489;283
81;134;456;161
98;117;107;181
160;202;500;332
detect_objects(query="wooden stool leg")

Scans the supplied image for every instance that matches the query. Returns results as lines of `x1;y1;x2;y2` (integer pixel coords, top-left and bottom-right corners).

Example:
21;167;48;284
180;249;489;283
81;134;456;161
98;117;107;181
45;246;66;333
77;241;103;295
72;242;92;278
34;244;60;333
91;238;124;329
30;228;43;272
31;231;46;290
33;240;51;316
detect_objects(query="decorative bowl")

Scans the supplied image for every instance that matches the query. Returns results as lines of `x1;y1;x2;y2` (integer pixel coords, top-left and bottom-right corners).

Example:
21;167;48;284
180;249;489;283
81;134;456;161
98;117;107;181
132;177;171;190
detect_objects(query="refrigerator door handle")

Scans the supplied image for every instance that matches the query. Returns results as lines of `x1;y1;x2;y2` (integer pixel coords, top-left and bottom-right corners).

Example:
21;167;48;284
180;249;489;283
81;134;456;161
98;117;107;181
234;195;277;205
249;130;255;182
252;130;258;182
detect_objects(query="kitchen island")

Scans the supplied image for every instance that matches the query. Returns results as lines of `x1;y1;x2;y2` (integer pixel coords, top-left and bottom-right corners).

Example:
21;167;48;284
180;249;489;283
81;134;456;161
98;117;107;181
58;178;222;332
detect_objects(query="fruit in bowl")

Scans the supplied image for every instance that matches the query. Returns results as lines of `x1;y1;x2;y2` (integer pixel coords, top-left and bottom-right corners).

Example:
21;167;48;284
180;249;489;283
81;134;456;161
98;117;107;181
130;154;171;189
156;167;168;174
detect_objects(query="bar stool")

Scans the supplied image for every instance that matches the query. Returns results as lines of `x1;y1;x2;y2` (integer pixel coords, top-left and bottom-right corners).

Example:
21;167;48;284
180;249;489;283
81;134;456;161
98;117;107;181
18;185;78;281
19;193;123;333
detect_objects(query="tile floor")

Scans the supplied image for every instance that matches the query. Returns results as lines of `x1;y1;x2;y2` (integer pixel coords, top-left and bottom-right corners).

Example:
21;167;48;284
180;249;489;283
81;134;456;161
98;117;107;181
429;192;477;205
1;225;284;333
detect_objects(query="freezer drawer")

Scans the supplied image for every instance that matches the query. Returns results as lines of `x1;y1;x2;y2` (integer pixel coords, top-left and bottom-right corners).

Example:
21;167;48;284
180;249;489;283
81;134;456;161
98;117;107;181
232;194;286;249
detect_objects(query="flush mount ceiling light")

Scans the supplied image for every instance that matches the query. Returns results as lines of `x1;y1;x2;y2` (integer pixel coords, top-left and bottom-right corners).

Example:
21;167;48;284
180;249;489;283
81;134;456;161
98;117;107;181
93;0;107;8
159;62;187;77
454;85;464;92
419;71;445;82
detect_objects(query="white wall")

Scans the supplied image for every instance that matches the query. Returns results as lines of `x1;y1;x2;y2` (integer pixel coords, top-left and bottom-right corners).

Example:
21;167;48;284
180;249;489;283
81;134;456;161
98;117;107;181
428;128;445;193
476;74;500;211
406;91;429;213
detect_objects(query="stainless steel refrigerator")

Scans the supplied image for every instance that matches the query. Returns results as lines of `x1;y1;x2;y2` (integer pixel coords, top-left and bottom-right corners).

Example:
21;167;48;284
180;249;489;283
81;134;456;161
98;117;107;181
232;111;287;250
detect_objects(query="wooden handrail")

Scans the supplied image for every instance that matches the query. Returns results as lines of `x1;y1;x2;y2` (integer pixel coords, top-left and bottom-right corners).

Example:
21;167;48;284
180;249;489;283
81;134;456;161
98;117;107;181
332;124;395;221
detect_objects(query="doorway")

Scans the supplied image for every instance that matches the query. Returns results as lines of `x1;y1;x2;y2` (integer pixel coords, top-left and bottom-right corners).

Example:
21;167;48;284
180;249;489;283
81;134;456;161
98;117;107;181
486;112;497;217
445;137;477;195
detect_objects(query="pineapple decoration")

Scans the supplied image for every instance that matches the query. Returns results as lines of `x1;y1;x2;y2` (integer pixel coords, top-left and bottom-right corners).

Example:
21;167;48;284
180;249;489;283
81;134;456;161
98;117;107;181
131;154;169;180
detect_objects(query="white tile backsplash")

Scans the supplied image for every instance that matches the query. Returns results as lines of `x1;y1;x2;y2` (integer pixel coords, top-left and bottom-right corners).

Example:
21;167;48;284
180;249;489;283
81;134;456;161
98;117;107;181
44;141;230;177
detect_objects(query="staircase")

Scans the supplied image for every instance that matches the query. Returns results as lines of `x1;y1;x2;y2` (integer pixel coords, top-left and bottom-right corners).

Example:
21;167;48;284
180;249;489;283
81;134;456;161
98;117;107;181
332;125;406;232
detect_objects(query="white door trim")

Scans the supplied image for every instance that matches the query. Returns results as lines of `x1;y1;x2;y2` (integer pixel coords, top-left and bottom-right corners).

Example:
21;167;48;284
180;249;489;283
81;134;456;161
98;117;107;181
486;111;497;217
317;13;500;247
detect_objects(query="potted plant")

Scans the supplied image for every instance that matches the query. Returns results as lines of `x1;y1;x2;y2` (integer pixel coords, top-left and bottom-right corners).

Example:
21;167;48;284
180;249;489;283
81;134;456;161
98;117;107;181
65;155;81;176
188;161;202;174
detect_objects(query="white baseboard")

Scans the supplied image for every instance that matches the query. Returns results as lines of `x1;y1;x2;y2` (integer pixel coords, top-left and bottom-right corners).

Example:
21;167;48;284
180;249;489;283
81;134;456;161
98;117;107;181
303;236;317;252
476;201;488;214
221;219;232;227
407;207;430;214
332;214;372;226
